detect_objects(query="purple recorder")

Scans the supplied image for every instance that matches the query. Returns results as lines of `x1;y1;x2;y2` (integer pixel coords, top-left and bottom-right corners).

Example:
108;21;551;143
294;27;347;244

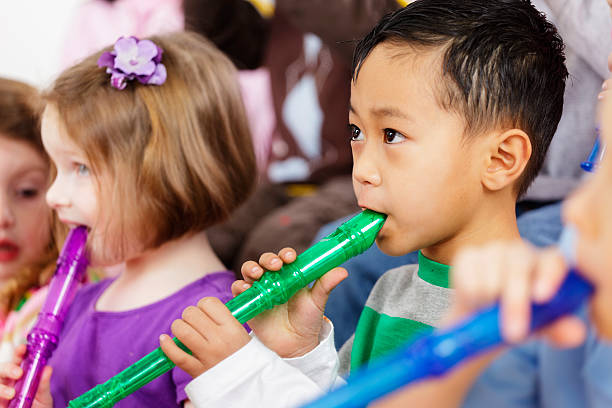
9;226;89;408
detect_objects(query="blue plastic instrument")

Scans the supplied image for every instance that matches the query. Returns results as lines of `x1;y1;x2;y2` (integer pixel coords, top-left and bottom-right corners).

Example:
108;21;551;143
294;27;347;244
303;229;593;408
581;132;606;172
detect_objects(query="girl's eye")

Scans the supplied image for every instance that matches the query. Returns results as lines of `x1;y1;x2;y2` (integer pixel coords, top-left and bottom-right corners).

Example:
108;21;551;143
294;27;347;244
17;188;39;199
76;163;90;176
348;124;364;141
384;128;406;144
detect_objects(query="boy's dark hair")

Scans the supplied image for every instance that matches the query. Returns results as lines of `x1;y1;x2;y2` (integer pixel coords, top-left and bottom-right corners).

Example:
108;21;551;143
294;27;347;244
353;0;568;197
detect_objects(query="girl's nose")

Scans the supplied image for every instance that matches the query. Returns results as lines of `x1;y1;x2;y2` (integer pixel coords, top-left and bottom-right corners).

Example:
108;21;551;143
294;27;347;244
0;194;15;229
46;177;70;210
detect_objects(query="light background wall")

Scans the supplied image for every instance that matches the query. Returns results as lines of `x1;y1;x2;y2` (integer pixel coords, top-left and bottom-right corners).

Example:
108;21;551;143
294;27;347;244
0;0;86;88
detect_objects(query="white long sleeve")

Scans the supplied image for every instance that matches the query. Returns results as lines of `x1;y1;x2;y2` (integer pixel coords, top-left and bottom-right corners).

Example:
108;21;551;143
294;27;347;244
185;319;342;408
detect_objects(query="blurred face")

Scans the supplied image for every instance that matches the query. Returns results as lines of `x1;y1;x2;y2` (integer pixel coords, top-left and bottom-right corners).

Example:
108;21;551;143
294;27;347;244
563;0;612;278
350;44;485;256
0;136;50;282
563;89;612;278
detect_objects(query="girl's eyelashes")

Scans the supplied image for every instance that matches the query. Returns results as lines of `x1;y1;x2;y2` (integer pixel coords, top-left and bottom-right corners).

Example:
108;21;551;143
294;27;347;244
348;124;364;141
16;187;40;199
383;128;406;144
75;163;90;176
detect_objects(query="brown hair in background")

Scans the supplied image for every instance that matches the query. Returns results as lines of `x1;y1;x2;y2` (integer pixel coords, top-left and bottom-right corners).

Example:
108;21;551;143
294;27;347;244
45;31;257;260
183;0;269;70
0;78;58;314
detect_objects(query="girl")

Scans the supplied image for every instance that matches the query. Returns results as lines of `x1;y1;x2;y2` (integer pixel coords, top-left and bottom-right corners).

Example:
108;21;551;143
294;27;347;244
0;32;256;407
0;77;57;363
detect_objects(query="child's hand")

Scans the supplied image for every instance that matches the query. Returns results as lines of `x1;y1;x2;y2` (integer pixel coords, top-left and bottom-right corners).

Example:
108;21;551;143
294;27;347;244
234;248;347;358
0;344;54;408
160;297;251;378
599;78;612;100
445;241;587;347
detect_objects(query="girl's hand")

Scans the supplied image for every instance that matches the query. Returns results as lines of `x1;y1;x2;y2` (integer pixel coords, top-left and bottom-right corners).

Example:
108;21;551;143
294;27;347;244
445;241;587;347
0;345;54;408
160;298;251;378
234;248;347;358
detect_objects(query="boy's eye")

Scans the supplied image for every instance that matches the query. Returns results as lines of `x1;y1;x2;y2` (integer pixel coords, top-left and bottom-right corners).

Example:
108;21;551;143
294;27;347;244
348;124;364;141
384;128;406;144
76;163;90;176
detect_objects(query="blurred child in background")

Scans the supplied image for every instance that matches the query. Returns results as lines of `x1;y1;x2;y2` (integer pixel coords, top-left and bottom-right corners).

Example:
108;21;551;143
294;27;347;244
0;77;57;364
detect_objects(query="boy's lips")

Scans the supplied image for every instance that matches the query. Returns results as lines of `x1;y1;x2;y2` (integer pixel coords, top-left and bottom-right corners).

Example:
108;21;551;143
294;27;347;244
358;204;389;236
0;239;19;262
358;203;386;215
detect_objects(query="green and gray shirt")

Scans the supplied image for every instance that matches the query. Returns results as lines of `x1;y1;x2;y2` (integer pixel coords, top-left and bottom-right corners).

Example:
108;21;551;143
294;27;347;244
339;252;453;374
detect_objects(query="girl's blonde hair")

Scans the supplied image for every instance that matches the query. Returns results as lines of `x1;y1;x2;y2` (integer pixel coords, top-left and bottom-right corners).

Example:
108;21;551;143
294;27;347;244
44;32;256;257
0;78;57;314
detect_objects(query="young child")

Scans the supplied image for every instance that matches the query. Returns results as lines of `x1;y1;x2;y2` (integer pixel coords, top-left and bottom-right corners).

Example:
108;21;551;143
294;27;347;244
157;1;569;406
0;32;255;407
376;9;612;407
0;77;58;363
375;77;612;408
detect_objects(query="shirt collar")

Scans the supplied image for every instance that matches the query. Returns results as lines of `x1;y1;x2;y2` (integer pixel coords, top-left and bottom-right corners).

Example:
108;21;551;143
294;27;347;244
417;251;450;288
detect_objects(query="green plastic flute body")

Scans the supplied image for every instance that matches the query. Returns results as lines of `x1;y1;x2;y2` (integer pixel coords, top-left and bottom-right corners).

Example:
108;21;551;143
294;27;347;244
68;210;386;408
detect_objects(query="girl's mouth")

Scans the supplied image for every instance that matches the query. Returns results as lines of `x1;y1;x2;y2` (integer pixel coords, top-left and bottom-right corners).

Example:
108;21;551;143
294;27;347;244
0;240;19;262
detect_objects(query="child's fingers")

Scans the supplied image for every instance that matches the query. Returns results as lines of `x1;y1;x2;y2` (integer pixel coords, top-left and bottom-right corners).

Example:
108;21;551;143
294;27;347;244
13;344;26;364
475;244;519;305
197;297;234;326
499;244;540;343
198;298;244;330
539;316;586;348
310;267;348;313
0;363;22;381
500;255;532;343
598;79;612;100
532;248;567;302
0;382;15;401
258;252;283;271
159;334;205;378
495;244;535;342
198;301;250;356
14;344;25;356
172;318;208;346
181;305;216;341
240;261;264;283
452;247;496;310
478;251;504;305
231;280;251;297
278;248;297;264
34;366;54;407
170;320;215;368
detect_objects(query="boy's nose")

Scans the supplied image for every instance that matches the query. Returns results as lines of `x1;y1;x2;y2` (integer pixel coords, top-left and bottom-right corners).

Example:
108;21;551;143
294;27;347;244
352;150;382;187
0;194;15;229
46;178;70;210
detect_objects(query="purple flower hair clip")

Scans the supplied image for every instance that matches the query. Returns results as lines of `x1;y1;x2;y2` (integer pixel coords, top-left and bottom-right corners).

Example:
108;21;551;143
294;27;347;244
97;37;167;90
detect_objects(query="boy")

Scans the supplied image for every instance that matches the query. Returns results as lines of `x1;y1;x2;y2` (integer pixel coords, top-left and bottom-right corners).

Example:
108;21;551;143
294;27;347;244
374;71;612;408
159;0;568;405
374;3;612;406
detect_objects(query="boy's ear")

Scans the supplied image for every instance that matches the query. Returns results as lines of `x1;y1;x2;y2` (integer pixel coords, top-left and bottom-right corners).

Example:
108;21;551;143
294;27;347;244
482;129;532;192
